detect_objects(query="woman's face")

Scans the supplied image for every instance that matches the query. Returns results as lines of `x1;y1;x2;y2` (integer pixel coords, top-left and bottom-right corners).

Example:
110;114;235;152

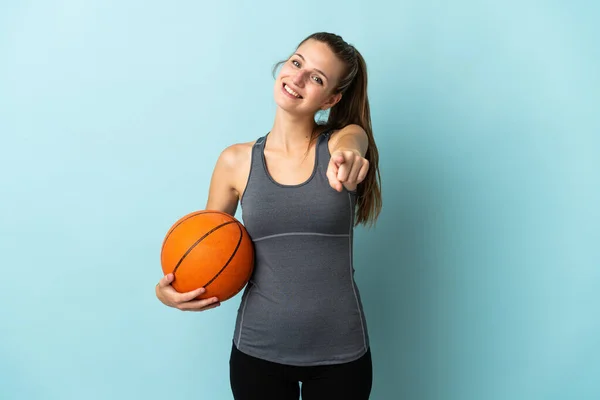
274;39;346;116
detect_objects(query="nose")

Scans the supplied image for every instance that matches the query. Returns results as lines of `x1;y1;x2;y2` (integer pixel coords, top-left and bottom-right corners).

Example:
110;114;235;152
291;70;308;88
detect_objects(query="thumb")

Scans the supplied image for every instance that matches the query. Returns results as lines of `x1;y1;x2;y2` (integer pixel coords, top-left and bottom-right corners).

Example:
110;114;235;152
158;273;174;288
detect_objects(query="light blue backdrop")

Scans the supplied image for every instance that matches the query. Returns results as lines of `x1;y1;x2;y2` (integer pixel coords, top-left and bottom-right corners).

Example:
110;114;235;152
1;1;598;399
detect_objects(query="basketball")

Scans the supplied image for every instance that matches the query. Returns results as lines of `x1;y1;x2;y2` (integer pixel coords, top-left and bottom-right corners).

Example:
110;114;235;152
160;210;254;302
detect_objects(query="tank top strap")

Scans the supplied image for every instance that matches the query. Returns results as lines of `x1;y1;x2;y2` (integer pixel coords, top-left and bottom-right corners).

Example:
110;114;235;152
316;129;334;167
252;135;267;162
251;134;267;172
242;136;268;203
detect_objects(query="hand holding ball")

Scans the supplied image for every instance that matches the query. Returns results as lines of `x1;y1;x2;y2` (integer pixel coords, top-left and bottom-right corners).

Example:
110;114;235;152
160;210;254;305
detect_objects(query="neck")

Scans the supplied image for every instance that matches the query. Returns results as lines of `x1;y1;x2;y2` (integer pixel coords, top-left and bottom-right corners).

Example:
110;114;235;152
268;107;317;151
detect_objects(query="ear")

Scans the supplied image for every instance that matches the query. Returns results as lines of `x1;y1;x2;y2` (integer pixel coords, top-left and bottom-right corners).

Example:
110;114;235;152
320;92;342;110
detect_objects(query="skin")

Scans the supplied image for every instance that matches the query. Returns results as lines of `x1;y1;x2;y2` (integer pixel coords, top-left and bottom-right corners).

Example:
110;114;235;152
156;39;370;311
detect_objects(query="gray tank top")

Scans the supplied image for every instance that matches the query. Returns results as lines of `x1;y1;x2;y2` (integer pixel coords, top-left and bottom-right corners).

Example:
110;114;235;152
232;130;370;366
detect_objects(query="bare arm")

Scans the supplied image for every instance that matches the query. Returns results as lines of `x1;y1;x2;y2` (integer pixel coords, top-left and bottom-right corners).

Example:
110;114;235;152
155;143;250;311
329;124;369;157
205;145;244;216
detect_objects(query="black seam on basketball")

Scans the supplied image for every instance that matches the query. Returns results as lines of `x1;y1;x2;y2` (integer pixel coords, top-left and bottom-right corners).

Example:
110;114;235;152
230;227;254;294
161;211;229;255
201;222;243;289
172;220;237;275
161;211;205;254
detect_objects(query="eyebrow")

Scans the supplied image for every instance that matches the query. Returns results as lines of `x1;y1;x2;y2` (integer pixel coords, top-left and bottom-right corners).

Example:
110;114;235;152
294;53;329;81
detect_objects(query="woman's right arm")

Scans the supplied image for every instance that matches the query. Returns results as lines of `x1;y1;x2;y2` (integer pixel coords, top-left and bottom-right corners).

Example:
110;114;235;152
155;144;248;311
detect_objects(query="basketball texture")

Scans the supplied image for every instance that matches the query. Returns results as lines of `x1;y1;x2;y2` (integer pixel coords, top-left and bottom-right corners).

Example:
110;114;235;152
160;210;254;302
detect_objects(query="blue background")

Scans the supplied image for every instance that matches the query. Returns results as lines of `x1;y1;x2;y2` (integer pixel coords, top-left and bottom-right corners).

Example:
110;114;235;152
1;1;599;399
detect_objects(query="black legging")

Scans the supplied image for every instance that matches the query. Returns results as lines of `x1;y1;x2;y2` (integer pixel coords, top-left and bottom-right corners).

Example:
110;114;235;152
229;343;373;400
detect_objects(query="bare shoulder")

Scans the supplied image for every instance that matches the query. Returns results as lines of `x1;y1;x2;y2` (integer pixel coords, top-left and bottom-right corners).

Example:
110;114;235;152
214;140;256;198
206;140;256;214
217;140;256;170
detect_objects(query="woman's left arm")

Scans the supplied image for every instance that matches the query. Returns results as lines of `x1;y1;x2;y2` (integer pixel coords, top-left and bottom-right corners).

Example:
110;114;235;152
327;124;370;192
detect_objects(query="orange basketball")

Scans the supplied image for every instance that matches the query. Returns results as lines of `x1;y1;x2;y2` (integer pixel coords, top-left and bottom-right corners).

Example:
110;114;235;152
160;210;254;302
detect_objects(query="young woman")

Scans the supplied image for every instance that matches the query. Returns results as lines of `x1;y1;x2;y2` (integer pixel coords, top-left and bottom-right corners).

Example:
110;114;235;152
156;32;382;399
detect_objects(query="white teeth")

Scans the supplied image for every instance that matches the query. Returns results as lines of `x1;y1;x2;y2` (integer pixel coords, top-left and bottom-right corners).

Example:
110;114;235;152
284;84;300;98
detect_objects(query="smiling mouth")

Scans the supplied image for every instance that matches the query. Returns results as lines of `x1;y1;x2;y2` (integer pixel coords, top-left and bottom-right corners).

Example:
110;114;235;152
283;83;302;99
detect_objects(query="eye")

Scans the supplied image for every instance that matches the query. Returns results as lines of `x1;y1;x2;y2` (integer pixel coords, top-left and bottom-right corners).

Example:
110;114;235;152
291;59;301;67
312;76;323;85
